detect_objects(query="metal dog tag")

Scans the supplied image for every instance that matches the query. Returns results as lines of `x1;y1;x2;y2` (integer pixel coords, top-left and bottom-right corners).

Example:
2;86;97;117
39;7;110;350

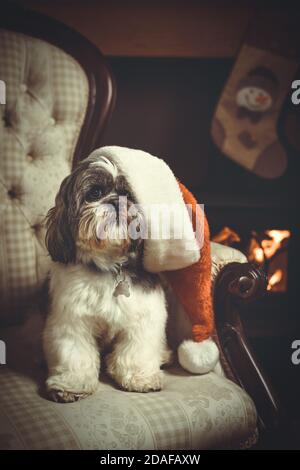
113;279;131;297
113;264;131;297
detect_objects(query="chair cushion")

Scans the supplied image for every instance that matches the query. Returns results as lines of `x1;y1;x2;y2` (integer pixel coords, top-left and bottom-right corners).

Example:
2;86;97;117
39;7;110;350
0;29;89;322
0;323;257;450
0;367;257;450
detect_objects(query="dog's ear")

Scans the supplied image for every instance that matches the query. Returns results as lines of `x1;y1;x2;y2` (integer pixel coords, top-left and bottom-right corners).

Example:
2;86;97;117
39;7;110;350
45;175;76;264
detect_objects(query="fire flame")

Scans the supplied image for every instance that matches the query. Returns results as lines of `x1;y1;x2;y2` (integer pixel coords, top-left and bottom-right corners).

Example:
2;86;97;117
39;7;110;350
261;230;291;259
252;247;265;263
251;229;291;264
213;227;290;293
212;226;240;245
267;269;283;291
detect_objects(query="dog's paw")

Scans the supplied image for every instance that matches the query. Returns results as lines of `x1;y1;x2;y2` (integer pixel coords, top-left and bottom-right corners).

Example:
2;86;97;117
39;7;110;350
46;373;98;403
119;370;163;393
48;389;91;403
106;353;164;392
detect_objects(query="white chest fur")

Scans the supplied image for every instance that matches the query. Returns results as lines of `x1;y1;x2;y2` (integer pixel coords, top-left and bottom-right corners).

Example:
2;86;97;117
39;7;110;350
49;262;167;343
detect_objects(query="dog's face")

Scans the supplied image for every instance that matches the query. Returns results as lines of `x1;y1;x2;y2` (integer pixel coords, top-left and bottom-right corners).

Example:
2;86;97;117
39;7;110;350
46;155;141;267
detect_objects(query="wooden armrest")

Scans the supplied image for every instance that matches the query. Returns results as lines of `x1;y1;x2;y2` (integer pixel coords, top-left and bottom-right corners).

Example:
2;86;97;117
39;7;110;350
214;262;283;435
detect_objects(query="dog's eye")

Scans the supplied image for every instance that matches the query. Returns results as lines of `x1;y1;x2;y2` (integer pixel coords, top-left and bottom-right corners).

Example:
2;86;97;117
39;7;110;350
85;186;102;202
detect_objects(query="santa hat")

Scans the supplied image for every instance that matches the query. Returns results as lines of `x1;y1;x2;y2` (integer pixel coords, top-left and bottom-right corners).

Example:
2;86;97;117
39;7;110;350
90;146;219;374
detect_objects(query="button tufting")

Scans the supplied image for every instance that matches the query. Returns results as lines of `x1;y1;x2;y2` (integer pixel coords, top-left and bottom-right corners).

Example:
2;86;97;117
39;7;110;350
26;155;33;162
8;186;20;200
49;117;55;126
32;223;42;235
20;83;27;92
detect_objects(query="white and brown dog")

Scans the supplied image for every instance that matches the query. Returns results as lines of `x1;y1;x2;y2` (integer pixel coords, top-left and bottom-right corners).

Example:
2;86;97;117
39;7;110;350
44;146;219;402
44;152;171;402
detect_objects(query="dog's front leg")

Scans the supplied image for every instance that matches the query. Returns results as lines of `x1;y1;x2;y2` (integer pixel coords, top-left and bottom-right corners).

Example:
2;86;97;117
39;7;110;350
106;289;169;392
43;314;100;402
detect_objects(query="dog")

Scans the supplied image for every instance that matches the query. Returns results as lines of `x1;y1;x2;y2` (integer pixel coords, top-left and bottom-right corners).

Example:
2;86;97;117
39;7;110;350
43;153;171;402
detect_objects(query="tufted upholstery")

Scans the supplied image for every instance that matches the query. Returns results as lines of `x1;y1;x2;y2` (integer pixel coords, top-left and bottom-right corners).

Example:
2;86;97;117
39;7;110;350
0;30;89;322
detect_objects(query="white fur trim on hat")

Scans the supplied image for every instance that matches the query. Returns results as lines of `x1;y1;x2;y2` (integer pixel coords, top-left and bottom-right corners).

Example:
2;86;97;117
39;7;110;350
89;146;200;273
178;338;219;374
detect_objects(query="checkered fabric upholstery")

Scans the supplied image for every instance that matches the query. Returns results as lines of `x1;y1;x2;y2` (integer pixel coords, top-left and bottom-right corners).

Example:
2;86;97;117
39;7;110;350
0;356;258;450
0;29;89;322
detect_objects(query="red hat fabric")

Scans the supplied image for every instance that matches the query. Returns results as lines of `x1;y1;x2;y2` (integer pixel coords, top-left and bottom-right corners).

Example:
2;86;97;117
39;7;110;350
164;182;214;343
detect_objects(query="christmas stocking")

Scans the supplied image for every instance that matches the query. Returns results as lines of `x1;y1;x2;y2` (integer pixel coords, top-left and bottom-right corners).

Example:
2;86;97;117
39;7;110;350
211;12;299;179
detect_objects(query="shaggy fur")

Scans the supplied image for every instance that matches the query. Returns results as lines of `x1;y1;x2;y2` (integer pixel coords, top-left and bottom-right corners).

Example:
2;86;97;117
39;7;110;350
44;262;169;402
44;153;170;402
44;146;219;402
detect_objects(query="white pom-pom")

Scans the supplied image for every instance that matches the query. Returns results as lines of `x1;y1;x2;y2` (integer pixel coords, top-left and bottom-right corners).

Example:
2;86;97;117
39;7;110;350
178;338;219;374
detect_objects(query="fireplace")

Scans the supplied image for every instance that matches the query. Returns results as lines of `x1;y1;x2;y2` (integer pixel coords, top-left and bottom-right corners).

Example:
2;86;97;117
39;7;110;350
207;212;297;342
101;56;298;339
212;227;291;293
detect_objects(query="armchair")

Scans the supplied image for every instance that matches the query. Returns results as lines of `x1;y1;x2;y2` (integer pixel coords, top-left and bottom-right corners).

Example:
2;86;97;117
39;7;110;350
213;256;282;440
0;3;280;450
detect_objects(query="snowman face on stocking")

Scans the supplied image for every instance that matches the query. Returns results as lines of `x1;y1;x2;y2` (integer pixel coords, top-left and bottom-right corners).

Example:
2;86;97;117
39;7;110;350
236;86;272;112
235;66;278;117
